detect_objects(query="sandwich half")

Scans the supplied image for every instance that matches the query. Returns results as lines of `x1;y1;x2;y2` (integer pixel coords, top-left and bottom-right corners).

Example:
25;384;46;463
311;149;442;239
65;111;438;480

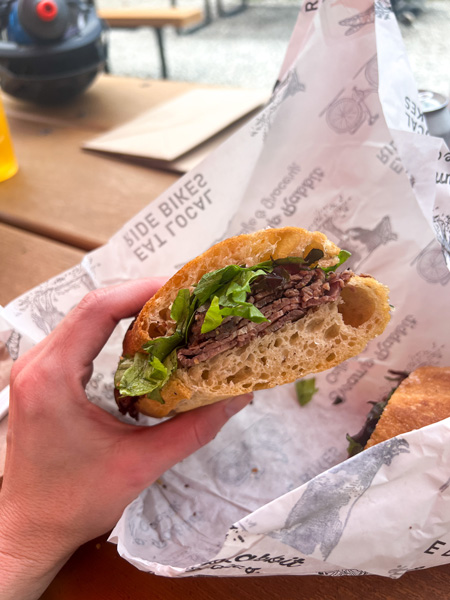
114;226;391;419
347;366;450;454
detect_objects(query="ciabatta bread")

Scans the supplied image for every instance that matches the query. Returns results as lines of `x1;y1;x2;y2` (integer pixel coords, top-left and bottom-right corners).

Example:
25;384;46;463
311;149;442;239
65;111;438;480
119;227;390;418
366;366;450;448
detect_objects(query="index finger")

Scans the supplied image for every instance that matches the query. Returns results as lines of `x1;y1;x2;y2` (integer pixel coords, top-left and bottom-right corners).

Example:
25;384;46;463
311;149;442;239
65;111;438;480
47;278;165;369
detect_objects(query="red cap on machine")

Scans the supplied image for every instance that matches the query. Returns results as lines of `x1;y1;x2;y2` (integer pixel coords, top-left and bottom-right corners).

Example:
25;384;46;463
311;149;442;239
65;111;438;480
35;0;58;21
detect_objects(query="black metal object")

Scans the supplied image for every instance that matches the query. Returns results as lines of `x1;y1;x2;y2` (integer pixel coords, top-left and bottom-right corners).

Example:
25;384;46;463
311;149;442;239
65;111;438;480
173;0;248;35
0;2;108;103
217;0;248;18
154;27;168;79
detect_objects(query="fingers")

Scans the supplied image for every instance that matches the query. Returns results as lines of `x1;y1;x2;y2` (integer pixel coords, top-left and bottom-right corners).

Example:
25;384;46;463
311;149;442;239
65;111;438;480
131;394;253;481
45;278;166;371
11;278;166;391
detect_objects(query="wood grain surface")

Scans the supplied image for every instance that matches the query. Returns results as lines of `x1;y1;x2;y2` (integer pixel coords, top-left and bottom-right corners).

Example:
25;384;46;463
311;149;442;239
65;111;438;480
3;76;198;132
1;77;199;249
0;223;84;306
40;533;450;600
98;7;204;28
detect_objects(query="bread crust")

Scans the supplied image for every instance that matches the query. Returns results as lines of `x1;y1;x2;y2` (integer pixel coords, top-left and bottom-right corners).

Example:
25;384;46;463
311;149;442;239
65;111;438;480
119;227;390;418
366;366;450;448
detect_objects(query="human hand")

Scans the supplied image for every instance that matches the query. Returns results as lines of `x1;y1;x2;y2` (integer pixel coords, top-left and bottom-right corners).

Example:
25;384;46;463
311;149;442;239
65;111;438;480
0;280;252;600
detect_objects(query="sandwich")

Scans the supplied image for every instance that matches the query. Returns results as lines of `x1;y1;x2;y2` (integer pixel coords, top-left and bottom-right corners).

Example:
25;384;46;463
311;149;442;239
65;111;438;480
347;366;450;455
114;226;391;419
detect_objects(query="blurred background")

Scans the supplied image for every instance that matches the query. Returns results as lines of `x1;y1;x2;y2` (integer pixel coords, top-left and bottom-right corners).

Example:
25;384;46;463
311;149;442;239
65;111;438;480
99;0;450;95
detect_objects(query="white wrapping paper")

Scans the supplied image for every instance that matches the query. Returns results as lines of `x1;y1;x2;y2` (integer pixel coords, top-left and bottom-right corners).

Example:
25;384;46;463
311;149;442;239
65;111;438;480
2;0;450;579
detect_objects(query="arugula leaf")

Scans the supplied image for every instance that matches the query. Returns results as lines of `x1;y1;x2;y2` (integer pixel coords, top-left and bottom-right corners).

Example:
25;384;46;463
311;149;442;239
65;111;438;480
321;250;351;273
295;377;318;406
346;434;363;457
346;398;389;456
304;248;325;265
271;253;321;268
255;257;310;271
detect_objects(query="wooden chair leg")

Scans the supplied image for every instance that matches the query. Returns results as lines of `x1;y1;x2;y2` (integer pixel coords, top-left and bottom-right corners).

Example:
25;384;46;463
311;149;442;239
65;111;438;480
175;0;213;34
154;28;168;79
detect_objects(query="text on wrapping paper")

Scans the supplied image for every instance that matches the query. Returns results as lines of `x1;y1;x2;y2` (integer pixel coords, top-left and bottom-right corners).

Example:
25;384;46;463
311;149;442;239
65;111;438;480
374;315;417;360
424;540;450;556
123;173;211;261
185;552;306;575
405;96;427;134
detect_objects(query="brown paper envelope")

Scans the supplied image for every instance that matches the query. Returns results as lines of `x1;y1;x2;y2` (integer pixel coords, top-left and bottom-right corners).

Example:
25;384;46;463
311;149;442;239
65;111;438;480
83;88;268;162
84;107;262;174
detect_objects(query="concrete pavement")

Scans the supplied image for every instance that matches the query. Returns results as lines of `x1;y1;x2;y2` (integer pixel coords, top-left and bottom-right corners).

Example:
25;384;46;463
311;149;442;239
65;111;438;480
99;0;450;98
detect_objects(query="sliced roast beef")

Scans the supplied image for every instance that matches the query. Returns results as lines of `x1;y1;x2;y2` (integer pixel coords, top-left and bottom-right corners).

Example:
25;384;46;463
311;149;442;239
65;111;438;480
114;388;140;419
177;268;353;368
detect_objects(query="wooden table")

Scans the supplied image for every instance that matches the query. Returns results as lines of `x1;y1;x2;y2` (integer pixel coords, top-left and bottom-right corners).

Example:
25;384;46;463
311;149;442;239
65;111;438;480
0;223;85;306
1;75;190;250
1;75;450;598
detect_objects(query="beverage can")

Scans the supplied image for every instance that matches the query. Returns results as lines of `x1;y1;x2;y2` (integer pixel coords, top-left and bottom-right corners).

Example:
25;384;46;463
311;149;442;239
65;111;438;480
0;96;19;182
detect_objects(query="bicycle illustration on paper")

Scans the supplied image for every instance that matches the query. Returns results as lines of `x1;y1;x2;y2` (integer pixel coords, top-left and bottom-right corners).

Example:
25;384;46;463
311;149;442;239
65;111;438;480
322;56;379;135
411;239;450;286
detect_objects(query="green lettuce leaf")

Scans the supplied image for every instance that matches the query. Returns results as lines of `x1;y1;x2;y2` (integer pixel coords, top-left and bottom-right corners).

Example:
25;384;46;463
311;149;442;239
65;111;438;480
146;351;178;403
295;377;318;406
215;269;267;308
220;303;268;323
170;288;191;331
139;289;190;363
321;250;351;273
201;295;223;333
200;295;269;334
114;356;134;388
142;331;183;362
200;267;270;334
118;353;170;399
116;291;189;399
193;265;247;306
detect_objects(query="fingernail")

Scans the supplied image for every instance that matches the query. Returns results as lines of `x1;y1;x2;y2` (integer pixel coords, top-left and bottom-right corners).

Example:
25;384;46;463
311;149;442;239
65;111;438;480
224;393;253;417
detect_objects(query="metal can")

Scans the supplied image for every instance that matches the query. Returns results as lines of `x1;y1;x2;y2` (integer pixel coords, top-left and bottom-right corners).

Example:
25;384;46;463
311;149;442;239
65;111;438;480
419;90;450;146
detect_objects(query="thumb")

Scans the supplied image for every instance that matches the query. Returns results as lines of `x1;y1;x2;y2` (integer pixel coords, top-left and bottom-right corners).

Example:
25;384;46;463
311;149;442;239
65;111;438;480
133;394;253;481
